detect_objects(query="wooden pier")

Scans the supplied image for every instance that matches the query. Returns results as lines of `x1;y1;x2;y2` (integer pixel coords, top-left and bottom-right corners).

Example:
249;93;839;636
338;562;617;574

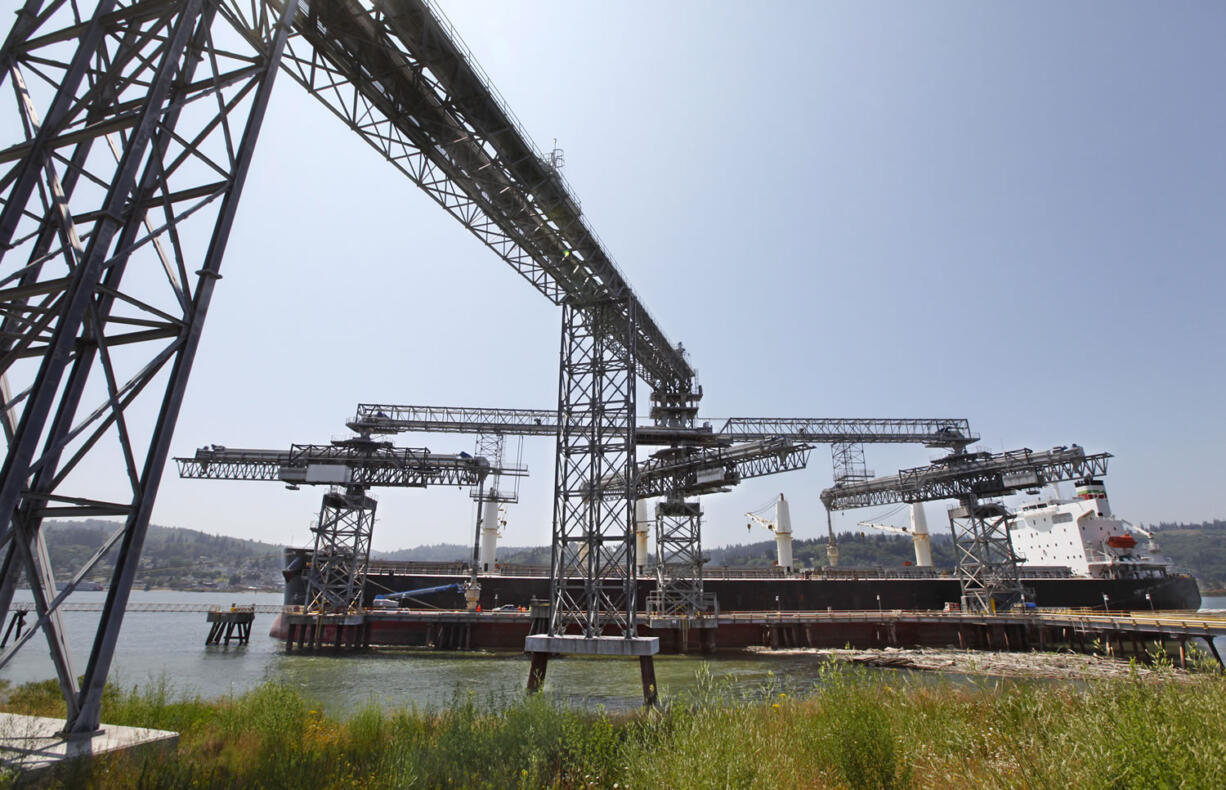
205;605;255;645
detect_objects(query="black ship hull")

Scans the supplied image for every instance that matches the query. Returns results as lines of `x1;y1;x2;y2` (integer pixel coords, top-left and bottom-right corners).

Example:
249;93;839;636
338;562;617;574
284;551;1201;612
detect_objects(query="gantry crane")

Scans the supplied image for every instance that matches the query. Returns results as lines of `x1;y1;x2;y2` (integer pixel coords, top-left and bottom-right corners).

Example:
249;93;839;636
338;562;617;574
348;402;974;605
175;437;524;614
822;446;1111;611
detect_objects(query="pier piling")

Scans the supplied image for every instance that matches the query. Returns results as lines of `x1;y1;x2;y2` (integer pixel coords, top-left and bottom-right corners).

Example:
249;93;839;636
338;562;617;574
205;606;254;645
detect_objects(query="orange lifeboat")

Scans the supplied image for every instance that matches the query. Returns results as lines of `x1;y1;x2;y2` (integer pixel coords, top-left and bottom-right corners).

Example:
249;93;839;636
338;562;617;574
1106;534;1137;549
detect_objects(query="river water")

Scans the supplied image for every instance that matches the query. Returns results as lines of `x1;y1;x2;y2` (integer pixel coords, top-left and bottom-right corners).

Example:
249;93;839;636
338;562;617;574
3;591;1223;715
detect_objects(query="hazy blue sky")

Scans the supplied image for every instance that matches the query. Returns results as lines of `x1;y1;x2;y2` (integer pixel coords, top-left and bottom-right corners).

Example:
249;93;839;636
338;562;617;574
152;1;1224;553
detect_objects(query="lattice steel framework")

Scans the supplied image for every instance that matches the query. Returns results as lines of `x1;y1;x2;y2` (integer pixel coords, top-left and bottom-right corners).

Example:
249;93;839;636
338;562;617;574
718;417;976;448
948;500;1022;612
548;299;637;638
820;448;1112;511
307;487;377;613
176;439;502;614
629;439;812;499
0;0;296;734
470;432;519;504
648;498;714;617
175;442;502;487
273;0;691;388
351;406;977;451
821;446;1111;612
830;441;872;483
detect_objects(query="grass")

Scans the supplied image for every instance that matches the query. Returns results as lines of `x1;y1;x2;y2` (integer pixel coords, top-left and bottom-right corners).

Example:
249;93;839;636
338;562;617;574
1;661;1224;789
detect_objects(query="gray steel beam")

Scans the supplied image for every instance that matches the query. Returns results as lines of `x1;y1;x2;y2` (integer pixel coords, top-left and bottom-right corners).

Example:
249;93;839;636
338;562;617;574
174;442;513;488
351;404;976;448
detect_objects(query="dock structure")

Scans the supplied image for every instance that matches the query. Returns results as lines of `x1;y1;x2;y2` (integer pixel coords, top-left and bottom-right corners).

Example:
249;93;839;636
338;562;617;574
271;606;1226;668
205;606;256;646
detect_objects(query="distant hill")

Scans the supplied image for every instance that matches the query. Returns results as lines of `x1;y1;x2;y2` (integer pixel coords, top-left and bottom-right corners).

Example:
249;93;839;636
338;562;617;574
708;532;954;569
40;520;284;590
1150;521;1226;592
378;533;948;571
375;543;551;565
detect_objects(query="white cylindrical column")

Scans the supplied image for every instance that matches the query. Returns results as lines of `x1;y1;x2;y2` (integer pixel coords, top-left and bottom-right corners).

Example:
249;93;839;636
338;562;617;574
909;503;933;567
479;499;500;571
775;494;793;572
635;499;650;572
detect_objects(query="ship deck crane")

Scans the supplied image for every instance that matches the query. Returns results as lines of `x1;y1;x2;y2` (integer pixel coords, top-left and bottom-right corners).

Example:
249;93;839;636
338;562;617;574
745;494;796;573
858;504;934;567
823;446;1111;612
175;437;525;615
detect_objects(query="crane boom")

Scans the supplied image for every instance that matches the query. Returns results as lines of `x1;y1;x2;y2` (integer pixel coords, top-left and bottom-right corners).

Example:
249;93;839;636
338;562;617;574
350;404;976;448
614;439;813;499
174;440;520;488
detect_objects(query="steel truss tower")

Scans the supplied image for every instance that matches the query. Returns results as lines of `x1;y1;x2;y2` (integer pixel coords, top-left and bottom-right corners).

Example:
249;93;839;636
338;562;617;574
948;499;1022;612
648;498;714;618
308;488;377;614
547;299;638;638
471;432;518;505
0;0;297;734
644;376;708;618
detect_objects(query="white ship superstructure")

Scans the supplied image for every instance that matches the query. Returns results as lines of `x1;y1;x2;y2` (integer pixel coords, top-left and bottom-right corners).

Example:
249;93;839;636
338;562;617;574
1009;480;1164;579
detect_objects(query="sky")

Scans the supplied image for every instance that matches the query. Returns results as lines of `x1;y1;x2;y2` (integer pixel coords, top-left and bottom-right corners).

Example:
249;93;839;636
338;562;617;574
147;1;1224;554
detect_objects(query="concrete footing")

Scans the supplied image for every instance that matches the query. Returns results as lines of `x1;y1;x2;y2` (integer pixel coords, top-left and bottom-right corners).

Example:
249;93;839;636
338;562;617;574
0;713;177;780
524;635;661;706
523;634;659;656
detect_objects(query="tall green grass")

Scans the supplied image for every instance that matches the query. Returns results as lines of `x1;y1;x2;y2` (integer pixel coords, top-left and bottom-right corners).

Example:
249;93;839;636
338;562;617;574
2;662;1224;789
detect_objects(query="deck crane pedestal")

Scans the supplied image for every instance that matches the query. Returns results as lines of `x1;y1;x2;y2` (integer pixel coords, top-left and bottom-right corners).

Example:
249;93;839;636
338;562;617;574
859;504;934;567
745;494;795;573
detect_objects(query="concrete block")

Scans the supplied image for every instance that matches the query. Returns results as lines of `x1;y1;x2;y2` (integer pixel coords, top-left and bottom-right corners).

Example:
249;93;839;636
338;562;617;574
0;713;178;779
524;634;659;656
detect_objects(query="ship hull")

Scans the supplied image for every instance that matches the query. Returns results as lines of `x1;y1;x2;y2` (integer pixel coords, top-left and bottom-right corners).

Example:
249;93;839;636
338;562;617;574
283;550;1201;613
354;571;1200;612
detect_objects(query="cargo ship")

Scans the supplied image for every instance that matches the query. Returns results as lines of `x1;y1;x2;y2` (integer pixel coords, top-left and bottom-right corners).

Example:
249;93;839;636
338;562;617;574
281;482;1200;614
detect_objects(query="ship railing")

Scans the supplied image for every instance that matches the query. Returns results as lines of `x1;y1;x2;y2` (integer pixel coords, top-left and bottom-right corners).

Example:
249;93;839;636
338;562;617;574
491;563;551;577
700;566;950;580
1015;566;1074;579
365;561;471;576
9;601;291;614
